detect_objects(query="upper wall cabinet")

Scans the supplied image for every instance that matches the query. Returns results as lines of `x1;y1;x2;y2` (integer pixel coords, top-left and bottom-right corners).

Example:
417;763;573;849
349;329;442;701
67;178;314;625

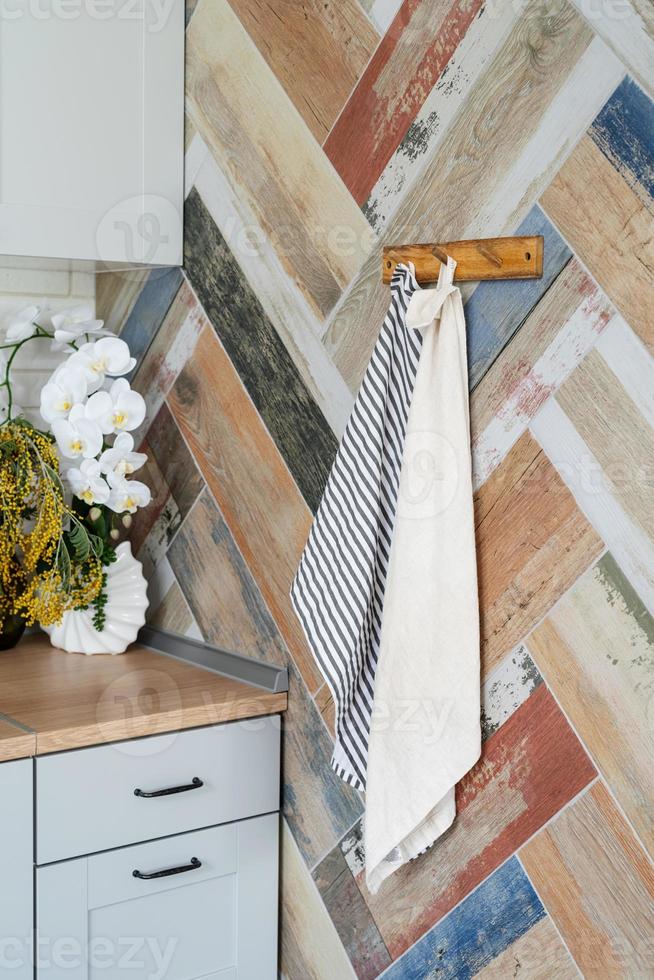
0;0;184;268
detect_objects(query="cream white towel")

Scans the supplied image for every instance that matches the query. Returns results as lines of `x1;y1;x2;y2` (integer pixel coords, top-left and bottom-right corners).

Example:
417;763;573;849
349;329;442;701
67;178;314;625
364;257;481;893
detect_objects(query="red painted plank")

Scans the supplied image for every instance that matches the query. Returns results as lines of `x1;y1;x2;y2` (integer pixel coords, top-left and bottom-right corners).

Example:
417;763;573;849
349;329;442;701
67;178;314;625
324;0;483;205
356;683;597;958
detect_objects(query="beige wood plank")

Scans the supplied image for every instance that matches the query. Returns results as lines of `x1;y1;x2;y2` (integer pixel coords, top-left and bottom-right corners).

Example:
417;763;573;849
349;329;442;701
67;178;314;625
324;0;594;388
475;431;604;676
360;0;402;34
168;326;321;694
472;259;612;441
0;634;286;754
184;114;196;153
541;136;654;356
556;348;654;546
130;279;204;439
227;0;378;143
570;0;654;96
280;820;356;980
314;683;336;736
528;552;654;856
186;0;373;320
530;395;654;617
95;268;150;336
476;916;578;979
390;1;590;242
521;781;654;978
472;260;616;488
148;580;194;636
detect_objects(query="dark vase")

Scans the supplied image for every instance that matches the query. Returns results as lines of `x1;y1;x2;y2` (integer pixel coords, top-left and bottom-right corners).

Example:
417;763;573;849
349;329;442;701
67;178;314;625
0;614;26;650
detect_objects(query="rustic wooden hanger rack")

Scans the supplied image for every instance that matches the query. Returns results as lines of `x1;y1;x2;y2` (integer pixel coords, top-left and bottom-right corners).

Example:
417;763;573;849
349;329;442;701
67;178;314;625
382;235;544;284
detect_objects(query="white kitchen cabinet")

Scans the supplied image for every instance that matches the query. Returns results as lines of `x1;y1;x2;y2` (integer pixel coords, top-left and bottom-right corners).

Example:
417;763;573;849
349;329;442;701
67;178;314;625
33;717;282;979
0;0;184;267
0;758;33;980
37;815;279;980
36;716;281;863
0;634;286;978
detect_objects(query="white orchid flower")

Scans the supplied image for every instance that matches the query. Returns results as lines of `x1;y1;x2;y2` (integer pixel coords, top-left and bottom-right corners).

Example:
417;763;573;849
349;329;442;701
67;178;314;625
39;367;87;423
99;432;147;477
51;404;103;460
58;352;102;394
66;459;110;506
83;337;136;376
50;305;106;347
85;378;146;435
64;337;136;391
5;305;40;343
106;471;151;514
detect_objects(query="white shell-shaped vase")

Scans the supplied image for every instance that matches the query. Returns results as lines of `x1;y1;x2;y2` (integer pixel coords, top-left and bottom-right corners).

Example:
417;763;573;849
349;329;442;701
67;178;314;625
44;542;149;655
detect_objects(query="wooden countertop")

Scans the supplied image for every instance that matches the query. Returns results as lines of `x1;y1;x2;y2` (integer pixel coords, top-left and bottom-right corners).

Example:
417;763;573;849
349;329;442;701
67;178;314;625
0;717;35;762
0;634;287;757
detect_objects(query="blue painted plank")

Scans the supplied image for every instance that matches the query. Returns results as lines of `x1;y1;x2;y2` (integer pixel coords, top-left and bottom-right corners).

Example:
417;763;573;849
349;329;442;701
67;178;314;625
465;205;572;390
590;76;654;201
121;266;183;372
383;857;546;980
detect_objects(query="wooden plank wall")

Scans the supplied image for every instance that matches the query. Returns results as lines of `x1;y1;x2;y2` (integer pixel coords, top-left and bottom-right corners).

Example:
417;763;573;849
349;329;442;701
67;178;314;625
95;0;654;975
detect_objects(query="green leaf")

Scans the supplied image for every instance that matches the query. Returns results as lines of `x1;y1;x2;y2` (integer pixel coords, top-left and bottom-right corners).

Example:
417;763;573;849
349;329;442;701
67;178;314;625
57;543;71;590
88;533;104;559
67;521;90;562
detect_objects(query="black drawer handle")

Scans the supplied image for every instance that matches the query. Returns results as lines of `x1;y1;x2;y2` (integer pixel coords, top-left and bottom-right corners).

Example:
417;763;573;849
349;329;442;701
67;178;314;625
133;857;201;880
134;776;203;798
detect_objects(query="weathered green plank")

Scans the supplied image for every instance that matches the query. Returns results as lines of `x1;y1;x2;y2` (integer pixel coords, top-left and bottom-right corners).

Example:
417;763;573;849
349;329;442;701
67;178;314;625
183;190;338;512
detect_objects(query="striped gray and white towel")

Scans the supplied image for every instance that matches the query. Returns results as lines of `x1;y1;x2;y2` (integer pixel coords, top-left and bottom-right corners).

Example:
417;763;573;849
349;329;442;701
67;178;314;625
290;264;422;791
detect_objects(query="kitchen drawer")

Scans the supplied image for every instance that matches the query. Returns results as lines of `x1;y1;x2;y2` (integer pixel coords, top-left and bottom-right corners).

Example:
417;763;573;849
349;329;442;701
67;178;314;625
36;716;280;864
37;813;279;980
0;758;33;980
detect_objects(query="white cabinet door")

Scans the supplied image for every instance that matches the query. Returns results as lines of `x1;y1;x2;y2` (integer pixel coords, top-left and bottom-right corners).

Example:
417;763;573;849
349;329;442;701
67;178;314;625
0;1;184;266
0;758;33;980
37;815;279;980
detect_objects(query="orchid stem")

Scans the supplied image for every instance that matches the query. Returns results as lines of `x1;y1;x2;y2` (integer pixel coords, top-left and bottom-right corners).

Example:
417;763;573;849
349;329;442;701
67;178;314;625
0;326;58;427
